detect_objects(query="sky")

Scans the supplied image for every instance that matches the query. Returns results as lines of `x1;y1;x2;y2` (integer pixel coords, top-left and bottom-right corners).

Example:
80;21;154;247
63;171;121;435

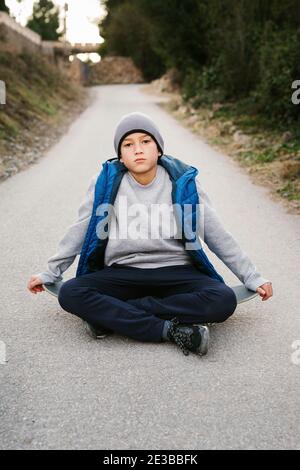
5;0;105;44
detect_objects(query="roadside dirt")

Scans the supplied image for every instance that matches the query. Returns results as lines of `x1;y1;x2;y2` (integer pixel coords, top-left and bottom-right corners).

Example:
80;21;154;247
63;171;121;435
0;91;90;183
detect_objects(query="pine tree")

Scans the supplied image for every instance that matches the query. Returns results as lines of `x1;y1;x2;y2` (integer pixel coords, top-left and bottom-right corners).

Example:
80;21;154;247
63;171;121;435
26;0;62;41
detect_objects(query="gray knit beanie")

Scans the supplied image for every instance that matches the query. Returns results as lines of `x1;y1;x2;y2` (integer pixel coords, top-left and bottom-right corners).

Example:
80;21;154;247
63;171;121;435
114;112;164;159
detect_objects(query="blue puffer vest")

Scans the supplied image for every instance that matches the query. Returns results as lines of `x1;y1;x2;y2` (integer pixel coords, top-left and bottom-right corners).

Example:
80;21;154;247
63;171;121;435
76;154;225;284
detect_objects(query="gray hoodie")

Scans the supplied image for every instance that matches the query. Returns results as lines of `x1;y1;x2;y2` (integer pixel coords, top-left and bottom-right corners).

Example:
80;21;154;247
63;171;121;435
37;167;270;292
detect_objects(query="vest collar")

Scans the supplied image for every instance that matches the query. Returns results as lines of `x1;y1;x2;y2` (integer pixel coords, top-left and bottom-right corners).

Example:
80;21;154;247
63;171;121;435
103;154;197;181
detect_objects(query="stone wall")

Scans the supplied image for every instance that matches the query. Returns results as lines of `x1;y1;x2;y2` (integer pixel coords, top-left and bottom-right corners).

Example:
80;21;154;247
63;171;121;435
89;56;144;85
0;12;42;54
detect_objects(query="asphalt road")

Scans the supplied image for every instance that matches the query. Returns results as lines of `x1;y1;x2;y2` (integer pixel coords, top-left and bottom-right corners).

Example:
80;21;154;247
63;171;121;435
0;84;299;450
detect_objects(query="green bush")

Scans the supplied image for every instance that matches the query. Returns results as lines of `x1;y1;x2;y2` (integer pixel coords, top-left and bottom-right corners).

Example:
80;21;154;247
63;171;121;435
252;24;300;122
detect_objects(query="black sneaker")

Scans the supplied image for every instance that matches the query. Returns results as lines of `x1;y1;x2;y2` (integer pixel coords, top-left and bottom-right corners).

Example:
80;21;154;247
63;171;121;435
83;321;113;339
167;317;210;356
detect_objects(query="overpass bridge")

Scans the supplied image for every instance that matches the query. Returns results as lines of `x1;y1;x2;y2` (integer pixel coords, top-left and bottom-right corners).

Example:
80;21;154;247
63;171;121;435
43;41;101;56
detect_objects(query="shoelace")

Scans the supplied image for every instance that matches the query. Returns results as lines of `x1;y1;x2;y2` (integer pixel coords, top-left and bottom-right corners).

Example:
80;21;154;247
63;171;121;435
168;318;194;356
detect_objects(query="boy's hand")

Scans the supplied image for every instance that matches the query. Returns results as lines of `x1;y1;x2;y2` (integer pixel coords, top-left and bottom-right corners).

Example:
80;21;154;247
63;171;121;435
27;275;45;294
256;282;273;301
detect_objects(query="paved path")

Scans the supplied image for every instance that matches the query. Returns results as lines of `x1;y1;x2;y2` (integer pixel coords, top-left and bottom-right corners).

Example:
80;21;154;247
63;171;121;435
0;84;299;450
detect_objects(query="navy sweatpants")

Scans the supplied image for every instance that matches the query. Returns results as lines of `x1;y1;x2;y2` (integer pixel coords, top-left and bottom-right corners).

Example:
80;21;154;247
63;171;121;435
58;263;237;342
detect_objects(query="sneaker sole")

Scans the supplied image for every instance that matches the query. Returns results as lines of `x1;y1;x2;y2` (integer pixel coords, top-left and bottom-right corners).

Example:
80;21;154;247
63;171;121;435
84;322;109;340
94;333;108;339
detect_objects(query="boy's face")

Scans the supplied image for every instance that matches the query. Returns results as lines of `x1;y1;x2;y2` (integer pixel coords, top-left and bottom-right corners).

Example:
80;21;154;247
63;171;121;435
119;132;161;174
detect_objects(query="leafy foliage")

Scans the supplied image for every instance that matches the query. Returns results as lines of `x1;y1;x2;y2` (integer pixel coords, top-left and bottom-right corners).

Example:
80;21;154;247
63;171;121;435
99;0;300;122
26;0;62;41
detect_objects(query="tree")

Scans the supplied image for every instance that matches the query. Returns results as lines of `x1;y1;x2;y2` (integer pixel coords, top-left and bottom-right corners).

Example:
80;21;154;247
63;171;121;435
0;0;9;13
99;0;210;82
26;0;62;41
98;0;300;120
138;0;210;74
99;1;165;81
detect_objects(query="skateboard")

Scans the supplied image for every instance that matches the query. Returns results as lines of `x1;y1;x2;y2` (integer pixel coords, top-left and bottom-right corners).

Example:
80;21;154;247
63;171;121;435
43;281;258;304
43;281;64;298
